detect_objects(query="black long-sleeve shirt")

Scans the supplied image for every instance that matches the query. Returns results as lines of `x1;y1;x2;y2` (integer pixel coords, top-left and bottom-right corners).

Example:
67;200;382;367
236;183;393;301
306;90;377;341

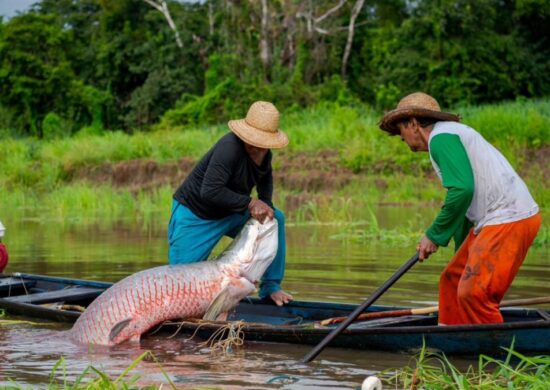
173;133;274;220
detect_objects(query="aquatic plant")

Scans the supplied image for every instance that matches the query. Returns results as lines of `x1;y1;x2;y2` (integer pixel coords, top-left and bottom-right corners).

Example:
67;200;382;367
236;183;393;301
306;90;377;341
387;342;550;389
47;352;174;390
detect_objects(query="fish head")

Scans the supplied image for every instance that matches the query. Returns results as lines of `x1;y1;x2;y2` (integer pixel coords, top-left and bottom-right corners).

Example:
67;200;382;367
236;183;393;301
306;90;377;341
220;218;278;284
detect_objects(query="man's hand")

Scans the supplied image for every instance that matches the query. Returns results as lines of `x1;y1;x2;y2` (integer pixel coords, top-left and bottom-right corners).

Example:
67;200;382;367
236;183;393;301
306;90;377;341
270;290;293;306
417;235;439;261
248;198;274;223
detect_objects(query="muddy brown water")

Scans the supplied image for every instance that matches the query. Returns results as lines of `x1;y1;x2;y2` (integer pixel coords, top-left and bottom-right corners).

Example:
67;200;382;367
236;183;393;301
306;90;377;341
0;207;548;389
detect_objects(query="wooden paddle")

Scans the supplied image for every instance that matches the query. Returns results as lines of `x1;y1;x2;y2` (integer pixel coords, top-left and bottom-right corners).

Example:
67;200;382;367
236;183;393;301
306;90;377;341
318;296;550;326
301;252;420;363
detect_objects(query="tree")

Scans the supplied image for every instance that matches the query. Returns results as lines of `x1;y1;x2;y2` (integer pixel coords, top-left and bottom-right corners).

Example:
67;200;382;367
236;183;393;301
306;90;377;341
0;13;80;135
142;0;183;48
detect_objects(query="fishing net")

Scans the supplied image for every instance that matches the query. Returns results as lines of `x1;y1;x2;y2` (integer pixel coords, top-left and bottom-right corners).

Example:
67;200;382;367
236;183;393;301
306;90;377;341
195;320;245;354
164;319;246;355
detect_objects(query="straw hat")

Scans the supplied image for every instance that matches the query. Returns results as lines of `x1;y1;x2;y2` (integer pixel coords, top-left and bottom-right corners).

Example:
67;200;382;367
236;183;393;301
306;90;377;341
228;101;289;149
379;92;460;135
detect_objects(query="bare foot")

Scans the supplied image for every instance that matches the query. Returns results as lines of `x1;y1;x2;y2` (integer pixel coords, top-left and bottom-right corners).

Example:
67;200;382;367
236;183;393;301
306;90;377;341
270;290;293;306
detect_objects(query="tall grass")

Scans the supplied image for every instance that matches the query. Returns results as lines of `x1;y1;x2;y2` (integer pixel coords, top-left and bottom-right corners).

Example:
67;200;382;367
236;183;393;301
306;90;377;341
2;99;548;189
389;343;550;389
2;352;178;390
461;99;550;167
0;99;548;239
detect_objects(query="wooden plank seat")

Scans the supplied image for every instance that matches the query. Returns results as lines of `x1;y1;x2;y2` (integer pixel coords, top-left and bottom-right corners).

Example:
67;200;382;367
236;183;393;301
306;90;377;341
2;286;103;304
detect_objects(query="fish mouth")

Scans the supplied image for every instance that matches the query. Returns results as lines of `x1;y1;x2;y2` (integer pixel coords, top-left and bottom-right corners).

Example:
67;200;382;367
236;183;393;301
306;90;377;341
233;218;278;285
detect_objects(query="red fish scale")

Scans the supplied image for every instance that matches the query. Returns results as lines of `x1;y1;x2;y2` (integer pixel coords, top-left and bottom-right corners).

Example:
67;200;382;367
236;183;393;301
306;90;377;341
70;263;233;345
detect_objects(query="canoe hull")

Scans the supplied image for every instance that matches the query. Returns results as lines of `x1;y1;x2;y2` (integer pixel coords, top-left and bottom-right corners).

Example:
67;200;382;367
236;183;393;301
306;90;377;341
160;299;550;355
1;272;550;355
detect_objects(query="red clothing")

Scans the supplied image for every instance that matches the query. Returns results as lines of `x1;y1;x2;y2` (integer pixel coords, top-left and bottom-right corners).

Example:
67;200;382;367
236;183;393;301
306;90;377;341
438;213;541;325
0;243;8;272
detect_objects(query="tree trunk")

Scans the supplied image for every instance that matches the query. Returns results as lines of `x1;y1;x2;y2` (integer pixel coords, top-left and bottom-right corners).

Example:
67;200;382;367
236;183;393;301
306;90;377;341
143;0;183;48
282;2;297;68
341;0;365;79
259;0;271;81
208;1;215;36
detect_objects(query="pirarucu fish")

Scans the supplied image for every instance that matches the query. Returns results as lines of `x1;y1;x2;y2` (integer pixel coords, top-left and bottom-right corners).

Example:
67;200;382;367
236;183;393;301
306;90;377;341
70;218;278;346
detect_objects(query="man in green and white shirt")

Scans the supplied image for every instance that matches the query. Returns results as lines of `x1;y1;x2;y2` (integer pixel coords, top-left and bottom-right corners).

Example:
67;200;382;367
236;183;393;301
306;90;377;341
379;92;541;325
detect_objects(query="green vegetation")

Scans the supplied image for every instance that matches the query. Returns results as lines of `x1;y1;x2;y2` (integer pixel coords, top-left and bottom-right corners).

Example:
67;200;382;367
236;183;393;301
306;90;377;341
1;1;548;388
1;0;549;136
1;99;548;247
2;352;177;389
0;1;548;248
388;344;550;389
1;99;548;248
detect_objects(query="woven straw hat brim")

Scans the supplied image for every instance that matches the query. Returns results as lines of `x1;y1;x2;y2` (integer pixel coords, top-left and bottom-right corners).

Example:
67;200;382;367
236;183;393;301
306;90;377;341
379;108;460;135
228;119;289;149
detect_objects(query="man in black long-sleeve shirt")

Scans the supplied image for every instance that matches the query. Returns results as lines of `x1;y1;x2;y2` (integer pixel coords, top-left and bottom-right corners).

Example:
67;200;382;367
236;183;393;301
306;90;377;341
168;101;293;306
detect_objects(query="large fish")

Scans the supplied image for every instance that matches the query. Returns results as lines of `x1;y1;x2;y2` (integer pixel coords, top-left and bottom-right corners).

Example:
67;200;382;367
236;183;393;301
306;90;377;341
69;218;278;346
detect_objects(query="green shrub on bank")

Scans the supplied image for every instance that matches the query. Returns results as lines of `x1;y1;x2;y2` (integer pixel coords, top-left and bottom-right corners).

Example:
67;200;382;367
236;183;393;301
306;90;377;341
0;99;548;232
5;98;548;190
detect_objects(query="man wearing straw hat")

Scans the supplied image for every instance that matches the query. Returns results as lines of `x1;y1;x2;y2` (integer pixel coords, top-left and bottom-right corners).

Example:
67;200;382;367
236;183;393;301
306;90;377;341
379;92;541;325
168;101;293;306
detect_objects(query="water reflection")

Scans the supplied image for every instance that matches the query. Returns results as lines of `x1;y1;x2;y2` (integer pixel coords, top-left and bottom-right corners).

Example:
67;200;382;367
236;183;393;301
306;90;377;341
0;322;405;389
0;207;548;388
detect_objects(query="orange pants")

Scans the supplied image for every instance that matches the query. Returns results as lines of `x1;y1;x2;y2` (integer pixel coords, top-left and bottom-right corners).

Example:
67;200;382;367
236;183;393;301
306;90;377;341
439;213;541;325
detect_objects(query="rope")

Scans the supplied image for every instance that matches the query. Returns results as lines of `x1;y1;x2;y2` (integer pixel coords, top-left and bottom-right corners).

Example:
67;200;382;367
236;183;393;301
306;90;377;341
196;320;245;354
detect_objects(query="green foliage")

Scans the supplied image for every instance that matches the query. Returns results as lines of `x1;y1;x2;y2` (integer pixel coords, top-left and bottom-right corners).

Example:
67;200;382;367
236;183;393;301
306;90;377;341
42;112;71;140
0;100;547;246
1;98;548;184
356;0;550;108
459;99;550;167
0;13;74;136
1;0;549;135
0;11;114;137
0;104;17;138
390;343;550;389
6;351;178;389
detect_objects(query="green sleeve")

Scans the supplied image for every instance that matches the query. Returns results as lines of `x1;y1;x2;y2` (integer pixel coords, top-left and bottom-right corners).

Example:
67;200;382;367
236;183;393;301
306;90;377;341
426;133;474;249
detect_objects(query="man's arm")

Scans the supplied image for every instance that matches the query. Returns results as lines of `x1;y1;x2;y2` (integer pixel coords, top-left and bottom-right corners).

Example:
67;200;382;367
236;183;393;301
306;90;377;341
425;133;475;248
200;144;251;213
257;161;274;209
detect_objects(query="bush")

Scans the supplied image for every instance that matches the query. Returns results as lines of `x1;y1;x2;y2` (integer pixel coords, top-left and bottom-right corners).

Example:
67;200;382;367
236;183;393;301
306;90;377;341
42;112;71;140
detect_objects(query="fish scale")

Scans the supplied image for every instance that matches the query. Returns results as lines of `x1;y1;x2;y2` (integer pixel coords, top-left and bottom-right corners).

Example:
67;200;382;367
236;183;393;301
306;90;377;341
71;263;229;345
69;218;278;346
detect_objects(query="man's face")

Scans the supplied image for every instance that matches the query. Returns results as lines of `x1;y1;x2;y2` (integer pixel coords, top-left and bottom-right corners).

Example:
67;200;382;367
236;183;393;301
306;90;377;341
244;143;269;161
396;119;429;152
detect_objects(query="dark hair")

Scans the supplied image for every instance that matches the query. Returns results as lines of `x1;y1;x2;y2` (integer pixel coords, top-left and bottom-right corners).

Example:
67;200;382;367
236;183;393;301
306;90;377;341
417;117;438;127
397;117;438;129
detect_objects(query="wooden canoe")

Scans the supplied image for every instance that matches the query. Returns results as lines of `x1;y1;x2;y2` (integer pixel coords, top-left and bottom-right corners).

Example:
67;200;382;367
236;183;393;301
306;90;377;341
2;272;550;355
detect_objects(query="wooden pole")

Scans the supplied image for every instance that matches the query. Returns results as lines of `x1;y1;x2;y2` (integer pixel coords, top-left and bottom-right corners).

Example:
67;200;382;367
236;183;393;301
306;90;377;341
301;253;419;363
318;296;550;326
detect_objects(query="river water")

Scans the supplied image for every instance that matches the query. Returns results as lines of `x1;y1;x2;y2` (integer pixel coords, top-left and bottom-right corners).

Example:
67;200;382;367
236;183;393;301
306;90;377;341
0;207;548;389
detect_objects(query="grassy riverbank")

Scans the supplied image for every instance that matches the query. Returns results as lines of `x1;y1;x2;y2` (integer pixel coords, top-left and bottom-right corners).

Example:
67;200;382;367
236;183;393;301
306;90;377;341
1;99;549;245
